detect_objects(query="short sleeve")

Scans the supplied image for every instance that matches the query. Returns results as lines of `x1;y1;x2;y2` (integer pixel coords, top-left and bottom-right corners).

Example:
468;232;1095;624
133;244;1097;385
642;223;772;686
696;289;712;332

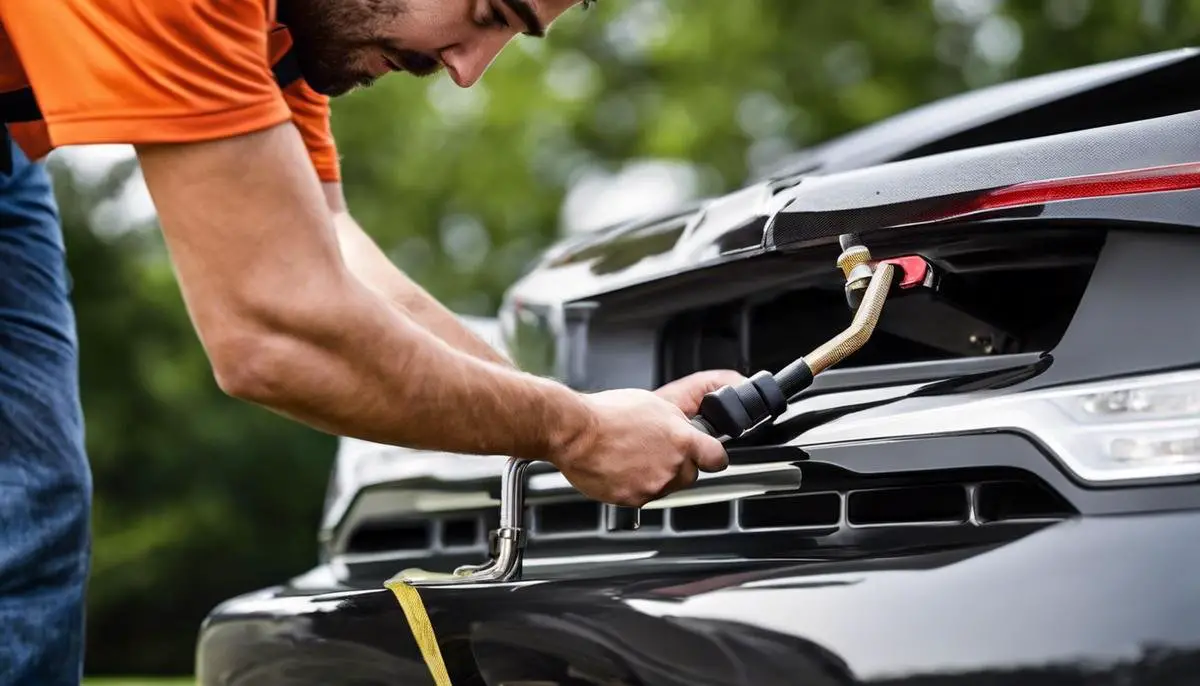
282;80;341;183
0;0;292;148
269;28;342;183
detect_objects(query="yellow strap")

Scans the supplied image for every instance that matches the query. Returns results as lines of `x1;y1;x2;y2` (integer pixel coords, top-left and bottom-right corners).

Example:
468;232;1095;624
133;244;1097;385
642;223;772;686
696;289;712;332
385;570;454;686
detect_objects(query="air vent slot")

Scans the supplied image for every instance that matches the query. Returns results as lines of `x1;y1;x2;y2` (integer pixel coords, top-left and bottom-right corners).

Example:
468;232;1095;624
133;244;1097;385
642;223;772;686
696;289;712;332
536;500;600;535
976;480;1073;522
672;502;732;532
483;508;501;534
847;484;968;526
441;517;480;548
335;472;1076;570
740;492;840;529
346;520;430;553
637;508;665;530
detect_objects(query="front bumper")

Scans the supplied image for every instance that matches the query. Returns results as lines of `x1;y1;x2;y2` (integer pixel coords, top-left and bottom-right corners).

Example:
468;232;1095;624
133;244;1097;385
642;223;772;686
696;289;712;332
197;508;1200;685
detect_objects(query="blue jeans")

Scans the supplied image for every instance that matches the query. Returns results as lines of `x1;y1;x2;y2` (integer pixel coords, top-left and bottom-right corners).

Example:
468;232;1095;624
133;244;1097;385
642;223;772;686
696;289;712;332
0;132;91;684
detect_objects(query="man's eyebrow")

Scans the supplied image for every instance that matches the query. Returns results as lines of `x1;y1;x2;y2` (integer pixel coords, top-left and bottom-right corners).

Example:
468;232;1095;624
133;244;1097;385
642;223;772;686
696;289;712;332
501;0;545;37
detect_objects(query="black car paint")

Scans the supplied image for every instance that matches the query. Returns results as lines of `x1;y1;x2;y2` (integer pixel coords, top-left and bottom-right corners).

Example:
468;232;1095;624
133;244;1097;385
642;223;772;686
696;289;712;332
763;110;1200;251
196;49;1200;685
199;509;1200;685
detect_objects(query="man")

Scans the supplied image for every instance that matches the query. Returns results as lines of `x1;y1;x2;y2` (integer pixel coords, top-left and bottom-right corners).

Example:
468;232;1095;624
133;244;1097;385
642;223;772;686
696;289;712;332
0;0;741;683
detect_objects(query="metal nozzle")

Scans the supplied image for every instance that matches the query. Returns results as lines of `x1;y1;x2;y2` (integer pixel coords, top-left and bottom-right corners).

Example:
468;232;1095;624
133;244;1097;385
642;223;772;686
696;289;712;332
837;244;872;279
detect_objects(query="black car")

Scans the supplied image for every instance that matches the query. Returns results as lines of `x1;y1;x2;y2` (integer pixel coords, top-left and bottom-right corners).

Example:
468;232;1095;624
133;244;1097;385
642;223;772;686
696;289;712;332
196;47;1200;685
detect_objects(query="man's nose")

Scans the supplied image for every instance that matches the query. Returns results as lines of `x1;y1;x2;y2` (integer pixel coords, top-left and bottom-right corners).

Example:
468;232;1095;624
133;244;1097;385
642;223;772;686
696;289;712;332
439;36;510;88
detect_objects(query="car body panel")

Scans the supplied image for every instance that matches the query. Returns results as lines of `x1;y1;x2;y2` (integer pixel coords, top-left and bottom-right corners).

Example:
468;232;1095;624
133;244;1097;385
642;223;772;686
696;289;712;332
199;509;1200;685
764;109;1200;250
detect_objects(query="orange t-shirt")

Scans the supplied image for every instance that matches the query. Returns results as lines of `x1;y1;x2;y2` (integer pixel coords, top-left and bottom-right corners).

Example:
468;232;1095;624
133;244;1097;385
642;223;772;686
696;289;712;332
0;0;340;182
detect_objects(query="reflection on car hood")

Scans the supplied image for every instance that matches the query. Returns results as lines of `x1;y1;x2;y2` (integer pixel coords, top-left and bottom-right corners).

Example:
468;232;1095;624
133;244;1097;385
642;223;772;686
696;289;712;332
512;47;1200;309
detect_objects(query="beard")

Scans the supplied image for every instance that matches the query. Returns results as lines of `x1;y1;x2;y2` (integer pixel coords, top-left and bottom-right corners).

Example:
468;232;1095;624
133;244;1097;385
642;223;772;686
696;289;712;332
277;0;440;96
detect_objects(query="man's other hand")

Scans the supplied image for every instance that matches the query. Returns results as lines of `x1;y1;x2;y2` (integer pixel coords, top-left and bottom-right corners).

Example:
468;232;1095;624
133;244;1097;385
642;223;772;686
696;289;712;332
653;369;747;417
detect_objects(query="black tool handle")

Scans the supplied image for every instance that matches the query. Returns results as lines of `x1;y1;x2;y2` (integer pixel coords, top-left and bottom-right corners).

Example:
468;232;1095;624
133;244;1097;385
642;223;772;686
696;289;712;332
689;415;717;435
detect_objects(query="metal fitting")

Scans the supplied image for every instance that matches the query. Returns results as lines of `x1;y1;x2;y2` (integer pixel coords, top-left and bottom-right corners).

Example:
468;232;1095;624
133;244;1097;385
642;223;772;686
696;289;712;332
837;245;872;279
845;262;875;292
837;241;876;310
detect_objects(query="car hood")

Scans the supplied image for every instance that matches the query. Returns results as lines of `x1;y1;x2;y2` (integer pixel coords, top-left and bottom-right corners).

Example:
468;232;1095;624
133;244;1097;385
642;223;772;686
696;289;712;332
507;47;1200;310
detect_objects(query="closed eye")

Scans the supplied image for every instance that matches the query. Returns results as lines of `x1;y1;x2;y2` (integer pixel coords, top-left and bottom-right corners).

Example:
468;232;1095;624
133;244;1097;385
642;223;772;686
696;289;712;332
481;0;544;37
482;3;510;29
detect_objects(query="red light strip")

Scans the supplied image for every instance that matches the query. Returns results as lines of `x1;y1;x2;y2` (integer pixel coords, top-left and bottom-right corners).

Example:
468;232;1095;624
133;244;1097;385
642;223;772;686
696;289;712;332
926;161;1200;221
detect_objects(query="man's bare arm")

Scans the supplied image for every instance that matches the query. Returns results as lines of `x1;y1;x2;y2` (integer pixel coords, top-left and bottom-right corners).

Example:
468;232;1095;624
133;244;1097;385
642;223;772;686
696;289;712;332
134;122;583;459
321;183;511;368
134;121;731;507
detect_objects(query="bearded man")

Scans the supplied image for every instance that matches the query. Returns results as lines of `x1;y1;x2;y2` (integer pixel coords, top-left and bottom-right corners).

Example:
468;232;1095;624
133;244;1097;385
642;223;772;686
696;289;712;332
0;1;740;682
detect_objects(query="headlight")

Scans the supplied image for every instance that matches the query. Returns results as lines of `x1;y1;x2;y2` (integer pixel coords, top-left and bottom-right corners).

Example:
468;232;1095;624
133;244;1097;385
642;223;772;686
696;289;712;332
1043;373;1200;479
797;368;1200;483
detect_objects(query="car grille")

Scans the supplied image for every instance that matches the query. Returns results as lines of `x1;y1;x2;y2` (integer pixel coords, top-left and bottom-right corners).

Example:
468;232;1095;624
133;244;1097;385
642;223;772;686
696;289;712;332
337;474;1075;561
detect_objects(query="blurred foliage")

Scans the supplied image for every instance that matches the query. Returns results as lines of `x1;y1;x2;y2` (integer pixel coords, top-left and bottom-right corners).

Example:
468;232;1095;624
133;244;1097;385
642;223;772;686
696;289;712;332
56;0;1199;675
56;160;336;674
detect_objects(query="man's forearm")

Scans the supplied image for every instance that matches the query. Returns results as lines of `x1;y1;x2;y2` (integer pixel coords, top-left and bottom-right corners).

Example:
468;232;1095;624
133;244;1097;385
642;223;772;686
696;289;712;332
326;197;511;368
228;265;591;459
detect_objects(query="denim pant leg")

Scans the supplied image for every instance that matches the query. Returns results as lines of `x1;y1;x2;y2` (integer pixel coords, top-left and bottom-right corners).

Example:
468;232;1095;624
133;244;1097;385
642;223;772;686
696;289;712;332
0;135;91;685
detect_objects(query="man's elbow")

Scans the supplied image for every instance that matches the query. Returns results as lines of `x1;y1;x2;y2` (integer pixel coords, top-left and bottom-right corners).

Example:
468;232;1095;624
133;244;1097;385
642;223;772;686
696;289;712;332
209;330;296;405
203;280;343;404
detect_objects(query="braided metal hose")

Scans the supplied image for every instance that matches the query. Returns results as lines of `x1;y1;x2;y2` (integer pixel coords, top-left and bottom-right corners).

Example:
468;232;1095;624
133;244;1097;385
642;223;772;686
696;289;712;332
804;262;895;375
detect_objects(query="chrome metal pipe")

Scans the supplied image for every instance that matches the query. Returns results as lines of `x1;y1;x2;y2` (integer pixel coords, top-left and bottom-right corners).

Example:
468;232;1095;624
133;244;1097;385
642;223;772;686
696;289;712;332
406;457;531;586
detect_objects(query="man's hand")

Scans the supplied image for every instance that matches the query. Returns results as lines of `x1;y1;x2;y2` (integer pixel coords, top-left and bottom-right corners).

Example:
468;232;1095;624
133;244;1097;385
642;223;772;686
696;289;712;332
549;388;730;507
549;370;746;507
654;369;747;416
